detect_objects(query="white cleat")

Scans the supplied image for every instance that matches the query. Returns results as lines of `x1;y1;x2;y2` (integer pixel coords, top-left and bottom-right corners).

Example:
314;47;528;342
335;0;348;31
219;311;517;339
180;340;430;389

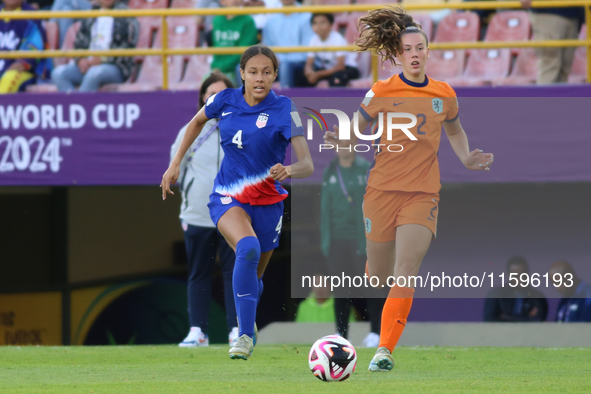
229;334;254;360
368;347;394;372
362;332;380;348
229;327;239;347
179;327;209;347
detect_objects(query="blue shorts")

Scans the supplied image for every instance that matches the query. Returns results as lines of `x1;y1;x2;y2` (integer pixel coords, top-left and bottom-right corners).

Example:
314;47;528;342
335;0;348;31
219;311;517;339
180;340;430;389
208;191;284;253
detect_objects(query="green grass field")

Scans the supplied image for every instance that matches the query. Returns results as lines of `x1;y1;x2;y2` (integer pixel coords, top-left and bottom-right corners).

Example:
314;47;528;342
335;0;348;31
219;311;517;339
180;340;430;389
1;345;590;393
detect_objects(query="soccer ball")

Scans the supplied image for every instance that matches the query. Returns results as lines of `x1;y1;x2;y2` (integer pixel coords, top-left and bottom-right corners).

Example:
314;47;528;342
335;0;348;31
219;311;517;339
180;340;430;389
308;335;357;381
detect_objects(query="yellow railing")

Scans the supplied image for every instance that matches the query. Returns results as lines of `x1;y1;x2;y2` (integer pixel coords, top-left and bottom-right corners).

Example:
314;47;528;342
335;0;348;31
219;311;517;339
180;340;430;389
3;1;591;89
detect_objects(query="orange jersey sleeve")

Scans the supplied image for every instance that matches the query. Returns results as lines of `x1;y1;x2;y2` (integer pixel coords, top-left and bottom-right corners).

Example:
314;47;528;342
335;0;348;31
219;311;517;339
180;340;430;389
358;73;459;193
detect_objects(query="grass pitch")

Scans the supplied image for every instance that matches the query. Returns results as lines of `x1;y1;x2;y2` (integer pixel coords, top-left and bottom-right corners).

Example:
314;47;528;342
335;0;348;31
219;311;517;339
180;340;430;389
1;345;590;393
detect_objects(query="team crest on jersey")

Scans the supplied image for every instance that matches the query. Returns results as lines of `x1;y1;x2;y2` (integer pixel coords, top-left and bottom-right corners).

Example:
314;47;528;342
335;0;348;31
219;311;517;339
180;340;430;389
432;98;443;114
256;113;269;128
220;196;232;205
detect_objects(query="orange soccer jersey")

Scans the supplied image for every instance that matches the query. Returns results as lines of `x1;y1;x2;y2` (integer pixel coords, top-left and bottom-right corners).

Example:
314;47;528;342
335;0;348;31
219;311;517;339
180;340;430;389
359;73;459;193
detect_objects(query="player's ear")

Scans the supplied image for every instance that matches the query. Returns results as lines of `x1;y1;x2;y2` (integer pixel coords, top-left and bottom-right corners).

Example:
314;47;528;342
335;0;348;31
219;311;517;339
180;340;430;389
239;67;245;82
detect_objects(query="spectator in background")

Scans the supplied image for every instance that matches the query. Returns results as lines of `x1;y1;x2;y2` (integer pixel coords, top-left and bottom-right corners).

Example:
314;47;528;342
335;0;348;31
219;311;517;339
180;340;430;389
51;0;139;92
320;138;385;347
172;72;240;347
0;0;47;93
483;256;548;322
550;260;591;322
211;0;258;86
51;0;94;47
304;13;359;87
296;275;337;323
262;0;313;88
520;0;583;84
243;0;282;37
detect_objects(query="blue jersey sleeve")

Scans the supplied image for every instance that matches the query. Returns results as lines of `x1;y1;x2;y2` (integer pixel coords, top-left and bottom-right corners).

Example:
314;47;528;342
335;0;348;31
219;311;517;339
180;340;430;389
281;99;304;141
204;89;225;119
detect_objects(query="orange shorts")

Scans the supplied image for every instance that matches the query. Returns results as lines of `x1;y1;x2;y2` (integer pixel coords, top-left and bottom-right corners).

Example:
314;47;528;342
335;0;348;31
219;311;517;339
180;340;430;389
363;186;440;243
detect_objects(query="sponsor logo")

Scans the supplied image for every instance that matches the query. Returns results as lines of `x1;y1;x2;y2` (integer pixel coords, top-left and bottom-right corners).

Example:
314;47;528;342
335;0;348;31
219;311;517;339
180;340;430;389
237;293;251;297
393;102;405;107
222;111;232;116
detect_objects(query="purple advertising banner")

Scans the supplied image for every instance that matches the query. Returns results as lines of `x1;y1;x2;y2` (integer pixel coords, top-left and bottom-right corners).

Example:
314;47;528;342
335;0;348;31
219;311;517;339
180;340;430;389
1;86;590;186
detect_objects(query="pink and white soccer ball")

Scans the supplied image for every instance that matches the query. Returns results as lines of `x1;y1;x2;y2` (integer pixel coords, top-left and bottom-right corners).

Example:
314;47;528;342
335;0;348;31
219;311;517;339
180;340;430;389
308;335;357;381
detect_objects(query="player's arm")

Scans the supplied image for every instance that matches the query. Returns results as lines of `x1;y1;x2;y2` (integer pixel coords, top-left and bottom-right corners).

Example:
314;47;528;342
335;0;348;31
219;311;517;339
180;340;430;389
271;135;314;181
161;107;211;200
443;117;494;171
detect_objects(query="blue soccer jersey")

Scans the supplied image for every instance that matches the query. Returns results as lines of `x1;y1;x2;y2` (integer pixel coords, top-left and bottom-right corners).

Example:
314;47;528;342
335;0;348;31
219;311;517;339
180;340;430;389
204;87;304;205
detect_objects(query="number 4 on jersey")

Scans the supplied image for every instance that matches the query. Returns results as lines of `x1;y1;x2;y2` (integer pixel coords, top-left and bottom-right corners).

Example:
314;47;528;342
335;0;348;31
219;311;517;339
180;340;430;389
232;130;243;149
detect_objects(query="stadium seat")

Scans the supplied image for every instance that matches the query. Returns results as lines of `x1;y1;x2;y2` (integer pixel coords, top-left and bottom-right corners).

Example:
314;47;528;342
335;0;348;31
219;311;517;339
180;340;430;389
484;11;531;55
44;21;59;51
433;12;480;43
136;17;161;62
426;50;466;81
170;55;210;90
153;17;200;61
568;24;587;83
494;47;536;86
411;13;433;42
170;0;198;7
128;0;169;9
447;48;511;86
112;55;184;91
53;21;81;67
344;12;365;45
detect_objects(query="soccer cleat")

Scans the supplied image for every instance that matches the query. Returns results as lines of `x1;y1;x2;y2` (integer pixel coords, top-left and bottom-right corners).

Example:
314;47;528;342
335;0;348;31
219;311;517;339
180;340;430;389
229;327;239;347
368;347;394;372
229;334;254;360
362;332;380;348
179;327;209;347
253;323;258;347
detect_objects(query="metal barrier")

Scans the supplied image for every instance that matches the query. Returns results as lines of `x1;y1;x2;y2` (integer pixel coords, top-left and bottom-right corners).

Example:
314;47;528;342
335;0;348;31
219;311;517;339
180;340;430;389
3;1;591;89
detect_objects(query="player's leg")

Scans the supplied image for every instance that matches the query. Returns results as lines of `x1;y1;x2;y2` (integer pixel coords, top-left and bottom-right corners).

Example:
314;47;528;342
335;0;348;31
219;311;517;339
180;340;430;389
217;233;238;345
217;206;259;359
179;225;216;347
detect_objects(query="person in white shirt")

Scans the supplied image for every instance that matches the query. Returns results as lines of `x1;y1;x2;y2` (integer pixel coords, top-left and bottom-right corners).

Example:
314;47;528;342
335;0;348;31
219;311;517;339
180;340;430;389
172;72;240;348
304;13;360;87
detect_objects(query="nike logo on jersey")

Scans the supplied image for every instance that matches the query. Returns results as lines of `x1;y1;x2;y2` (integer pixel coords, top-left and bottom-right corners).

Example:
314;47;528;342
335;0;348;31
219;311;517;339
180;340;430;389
396;319;406;327
222;112;232;116
237;293;251;297
393;102;405;106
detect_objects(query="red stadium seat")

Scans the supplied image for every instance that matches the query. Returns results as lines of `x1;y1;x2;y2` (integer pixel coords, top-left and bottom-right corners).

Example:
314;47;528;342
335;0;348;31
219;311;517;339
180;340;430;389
568;24;587;83
170;55;211;90
153;17;200;60
433;12;480;42
494;47;536;86
54;21;81;67
411;13;433;42
43;21;59;50
113;55;184;91
128;0;169;9
348;58;401;89
136;17;161;62
484;11;531;56
447;48;511;86
170;0;198;7
344;12;365;45
426;50;466;81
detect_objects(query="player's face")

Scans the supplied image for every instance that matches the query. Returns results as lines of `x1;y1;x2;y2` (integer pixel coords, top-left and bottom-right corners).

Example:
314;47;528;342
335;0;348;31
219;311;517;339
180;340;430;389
240;54;277;102
202;80;228;104
399;33;429;79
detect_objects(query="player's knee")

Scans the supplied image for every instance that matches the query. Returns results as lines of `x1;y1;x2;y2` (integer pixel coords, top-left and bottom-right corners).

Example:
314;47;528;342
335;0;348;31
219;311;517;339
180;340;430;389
236;236;260;263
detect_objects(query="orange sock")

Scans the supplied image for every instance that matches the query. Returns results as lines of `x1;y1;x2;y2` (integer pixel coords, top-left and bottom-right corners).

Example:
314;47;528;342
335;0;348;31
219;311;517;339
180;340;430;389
379;285;415;352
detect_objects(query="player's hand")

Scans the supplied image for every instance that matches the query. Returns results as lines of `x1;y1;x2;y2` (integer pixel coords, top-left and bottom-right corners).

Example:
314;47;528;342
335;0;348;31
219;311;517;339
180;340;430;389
464;149;494;171
270;163;291;182
161;164;180;200
322;125;339;149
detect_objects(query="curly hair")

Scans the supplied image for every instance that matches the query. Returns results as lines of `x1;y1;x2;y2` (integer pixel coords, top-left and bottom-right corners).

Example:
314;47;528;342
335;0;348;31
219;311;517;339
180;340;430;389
355;5;428;67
